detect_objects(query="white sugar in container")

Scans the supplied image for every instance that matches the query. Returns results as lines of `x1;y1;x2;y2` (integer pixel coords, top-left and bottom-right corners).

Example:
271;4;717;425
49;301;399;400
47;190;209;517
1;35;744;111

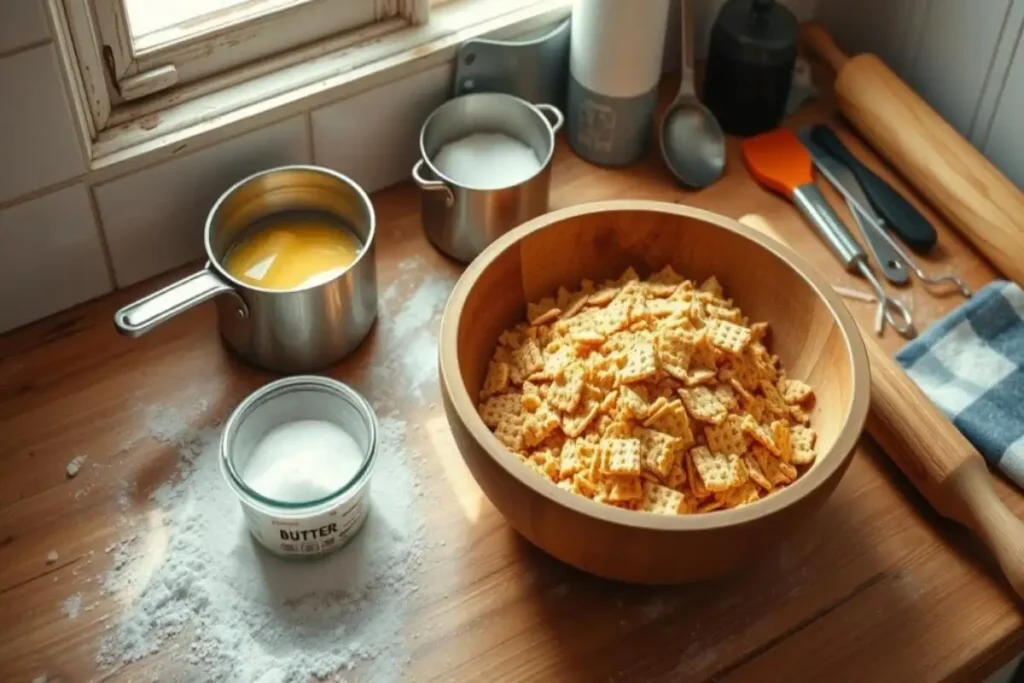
220;375;378;558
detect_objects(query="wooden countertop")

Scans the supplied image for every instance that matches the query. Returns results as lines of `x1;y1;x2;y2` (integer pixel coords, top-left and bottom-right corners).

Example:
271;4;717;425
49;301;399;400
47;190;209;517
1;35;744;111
1;94;1021;682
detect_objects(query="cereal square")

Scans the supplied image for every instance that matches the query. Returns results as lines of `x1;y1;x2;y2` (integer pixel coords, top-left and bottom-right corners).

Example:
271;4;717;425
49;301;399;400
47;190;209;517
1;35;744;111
640;481;686;514
643;399;694;448
600;438;643;476
480;361;510;400
706;319;752;355
635;427;680;479
679;386;728;425
704;415;748;455
548;361;586;412
479;392;522;428
606;476;643;502
779;377;815;404
790;425;817;465
620;337;658;383
691;446;746;492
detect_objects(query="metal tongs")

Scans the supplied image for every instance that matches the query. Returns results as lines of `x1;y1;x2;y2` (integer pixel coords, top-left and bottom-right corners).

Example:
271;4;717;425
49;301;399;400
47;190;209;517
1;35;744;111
741;128;917;339
797;129;972;300
791;186;917;338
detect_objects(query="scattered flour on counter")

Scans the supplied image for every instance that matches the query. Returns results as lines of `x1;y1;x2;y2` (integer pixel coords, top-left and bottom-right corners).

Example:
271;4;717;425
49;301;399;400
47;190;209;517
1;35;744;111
377;272;455;398
66;454;88;478
98;415;424;682
63;593;83;619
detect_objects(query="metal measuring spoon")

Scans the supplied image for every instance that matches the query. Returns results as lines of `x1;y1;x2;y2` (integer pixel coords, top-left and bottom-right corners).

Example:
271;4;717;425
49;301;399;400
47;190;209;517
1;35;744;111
659;0;725;188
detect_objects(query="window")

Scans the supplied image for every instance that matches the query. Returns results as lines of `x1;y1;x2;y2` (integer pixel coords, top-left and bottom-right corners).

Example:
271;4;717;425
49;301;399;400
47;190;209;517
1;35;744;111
56;0;568;159
63;0;428;129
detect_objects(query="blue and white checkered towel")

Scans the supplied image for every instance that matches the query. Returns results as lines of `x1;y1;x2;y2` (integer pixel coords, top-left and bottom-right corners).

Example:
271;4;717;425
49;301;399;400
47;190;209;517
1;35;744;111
896;281;1024;489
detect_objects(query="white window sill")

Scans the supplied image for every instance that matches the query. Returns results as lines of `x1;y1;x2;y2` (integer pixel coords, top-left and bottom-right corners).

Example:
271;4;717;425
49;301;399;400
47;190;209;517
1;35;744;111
88;0;572;182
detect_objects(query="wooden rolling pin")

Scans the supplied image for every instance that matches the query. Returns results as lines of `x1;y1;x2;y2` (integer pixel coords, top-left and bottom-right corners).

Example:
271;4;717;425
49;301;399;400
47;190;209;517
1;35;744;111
801;24;1024;286
739;213;1024;599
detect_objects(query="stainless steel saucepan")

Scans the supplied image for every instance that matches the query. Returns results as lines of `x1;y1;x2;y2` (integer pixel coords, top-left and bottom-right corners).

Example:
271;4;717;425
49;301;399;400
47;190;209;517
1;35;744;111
413;93;563;263
114;166;378;373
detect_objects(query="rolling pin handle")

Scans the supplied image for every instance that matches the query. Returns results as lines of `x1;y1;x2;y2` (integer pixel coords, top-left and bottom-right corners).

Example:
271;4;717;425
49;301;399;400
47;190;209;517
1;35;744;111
949;457;1024;599
800;23;850;72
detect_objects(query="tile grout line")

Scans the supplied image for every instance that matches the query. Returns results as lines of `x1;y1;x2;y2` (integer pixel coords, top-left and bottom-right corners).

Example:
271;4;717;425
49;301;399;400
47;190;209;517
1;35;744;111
0;173;88;212
972;0;1024;151
0;37;53;62
966;0;1019;144
85;185;119;291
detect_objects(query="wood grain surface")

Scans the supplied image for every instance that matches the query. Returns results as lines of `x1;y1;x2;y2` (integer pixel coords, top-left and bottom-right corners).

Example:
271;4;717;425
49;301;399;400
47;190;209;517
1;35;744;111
1;82;1021;682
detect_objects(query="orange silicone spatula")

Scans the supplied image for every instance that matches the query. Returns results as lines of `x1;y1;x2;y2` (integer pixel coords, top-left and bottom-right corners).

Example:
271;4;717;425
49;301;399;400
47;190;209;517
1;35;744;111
741;129;915;338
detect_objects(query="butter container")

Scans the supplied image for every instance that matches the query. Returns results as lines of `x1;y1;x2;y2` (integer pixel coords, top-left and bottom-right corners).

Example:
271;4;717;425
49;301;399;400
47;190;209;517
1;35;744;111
220;375;378;557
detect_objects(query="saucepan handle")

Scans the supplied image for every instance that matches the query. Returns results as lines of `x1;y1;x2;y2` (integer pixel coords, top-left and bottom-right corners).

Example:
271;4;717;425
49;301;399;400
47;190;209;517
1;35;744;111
412;159;455;207
114;268;245;337
535;103;565;134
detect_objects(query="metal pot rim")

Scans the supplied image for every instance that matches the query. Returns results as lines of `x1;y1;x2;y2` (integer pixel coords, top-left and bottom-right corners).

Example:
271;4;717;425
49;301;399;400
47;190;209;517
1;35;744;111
204;164;377;296
219;375;380;513
418;93;558;192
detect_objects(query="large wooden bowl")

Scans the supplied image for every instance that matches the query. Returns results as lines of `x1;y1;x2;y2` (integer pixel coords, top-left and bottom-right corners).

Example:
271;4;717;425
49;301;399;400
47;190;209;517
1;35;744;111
438;200;870;583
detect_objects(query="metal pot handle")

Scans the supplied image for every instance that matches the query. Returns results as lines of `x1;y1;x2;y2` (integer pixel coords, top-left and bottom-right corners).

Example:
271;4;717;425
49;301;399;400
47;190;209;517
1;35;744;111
535;103;564;134
412;159;455;207
114;268;245;337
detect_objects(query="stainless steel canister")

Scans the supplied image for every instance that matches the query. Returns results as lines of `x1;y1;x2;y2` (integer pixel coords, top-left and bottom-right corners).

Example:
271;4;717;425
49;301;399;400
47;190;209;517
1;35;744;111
114;166;377;373
413;93;563;263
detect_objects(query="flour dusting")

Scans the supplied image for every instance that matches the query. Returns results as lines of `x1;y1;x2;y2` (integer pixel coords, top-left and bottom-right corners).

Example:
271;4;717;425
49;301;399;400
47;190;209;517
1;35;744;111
62;593;83;619
97;415;424;682
376;265;455;398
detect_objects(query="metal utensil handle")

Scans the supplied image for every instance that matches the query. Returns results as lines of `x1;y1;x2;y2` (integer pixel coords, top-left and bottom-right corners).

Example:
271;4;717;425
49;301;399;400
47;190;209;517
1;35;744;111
412;159;455;207
114;269;237;337
847;199;909;284
793;185;864;270
680;0;696;97
534;103;565;134
810;124;937;252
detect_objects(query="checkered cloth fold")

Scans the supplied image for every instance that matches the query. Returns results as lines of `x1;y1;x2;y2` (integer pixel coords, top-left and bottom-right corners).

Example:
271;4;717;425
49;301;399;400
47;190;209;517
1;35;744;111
896;281;1024;489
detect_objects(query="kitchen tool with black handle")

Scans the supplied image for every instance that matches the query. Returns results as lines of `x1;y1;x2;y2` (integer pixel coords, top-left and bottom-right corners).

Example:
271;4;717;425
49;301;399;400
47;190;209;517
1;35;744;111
796;129;909;285
810;124;937;254
742;128;917;338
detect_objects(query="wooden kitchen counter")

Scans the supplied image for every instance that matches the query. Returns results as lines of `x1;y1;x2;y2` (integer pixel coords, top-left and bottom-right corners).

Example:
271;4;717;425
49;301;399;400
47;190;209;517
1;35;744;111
1;94;1021;682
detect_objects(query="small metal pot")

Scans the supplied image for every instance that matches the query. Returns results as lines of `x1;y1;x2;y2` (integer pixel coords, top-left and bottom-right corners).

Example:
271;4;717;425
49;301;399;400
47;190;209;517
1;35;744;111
114;166;377;373
413;93;563;263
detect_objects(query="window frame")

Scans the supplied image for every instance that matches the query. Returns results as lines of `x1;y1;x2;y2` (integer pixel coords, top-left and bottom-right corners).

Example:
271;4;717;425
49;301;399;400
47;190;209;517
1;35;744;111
63;0;429;129
55;0;571;175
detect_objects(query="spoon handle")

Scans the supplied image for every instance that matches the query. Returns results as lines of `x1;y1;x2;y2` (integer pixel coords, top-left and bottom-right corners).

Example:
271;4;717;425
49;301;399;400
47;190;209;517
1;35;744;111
681;0;696;96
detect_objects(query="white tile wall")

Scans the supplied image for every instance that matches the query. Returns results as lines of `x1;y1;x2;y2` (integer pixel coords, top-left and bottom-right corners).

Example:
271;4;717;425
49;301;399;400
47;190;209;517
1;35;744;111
0;45;86;204
311;63;453;194
0;0;49;55
984;35;1024;189
905;0;1013;136
817;0;1024;190
0;184;111;333
95;116;310;287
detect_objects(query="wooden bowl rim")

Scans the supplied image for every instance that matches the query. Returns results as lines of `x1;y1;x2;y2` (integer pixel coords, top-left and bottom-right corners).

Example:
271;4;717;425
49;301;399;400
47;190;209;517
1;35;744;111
439;200;870;531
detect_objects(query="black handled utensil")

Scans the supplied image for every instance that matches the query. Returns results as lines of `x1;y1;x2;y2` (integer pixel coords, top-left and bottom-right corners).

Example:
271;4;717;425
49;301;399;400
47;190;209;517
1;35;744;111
810;125;937;253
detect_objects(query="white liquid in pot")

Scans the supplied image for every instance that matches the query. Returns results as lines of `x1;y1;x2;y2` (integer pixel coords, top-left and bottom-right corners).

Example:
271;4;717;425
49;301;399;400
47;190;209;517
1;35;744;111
241;420;364;504
433;132;542;189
